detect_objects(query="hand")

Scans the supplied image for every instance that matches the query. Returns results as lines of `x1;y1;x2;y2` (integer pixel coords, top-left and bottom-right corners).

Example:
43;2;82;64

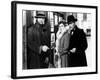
42;45;49;52
55;54;59;62
70;48;76;53
45;57;49;64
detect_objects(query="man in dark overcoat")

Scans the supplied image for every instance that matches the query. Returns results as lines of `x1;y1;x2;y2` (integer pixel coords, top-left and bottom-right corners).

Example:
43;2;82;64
27;11;50;69
67;15;88;67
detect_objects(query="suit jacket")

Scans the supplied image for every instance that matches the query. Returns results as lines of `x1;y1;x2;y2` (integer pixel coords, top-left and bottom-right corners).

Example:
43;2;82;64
68;25;88;67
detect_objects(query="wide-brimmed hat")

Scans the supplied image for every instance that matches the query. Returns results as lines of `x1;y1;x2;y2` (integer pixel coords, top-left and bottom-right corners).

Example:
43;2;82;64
67;15;77;24
35;11;46;18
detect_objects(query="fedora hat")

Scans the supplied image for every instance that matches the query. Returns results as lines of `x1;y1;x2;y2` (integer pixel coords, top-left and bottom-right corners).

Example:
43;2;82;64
67;15;77;24
35;11;46;18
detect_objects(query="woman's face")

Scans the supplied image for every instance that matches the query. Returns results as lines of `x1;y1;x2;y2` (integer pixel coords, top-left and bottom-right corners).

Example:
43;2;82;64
59;23;65;31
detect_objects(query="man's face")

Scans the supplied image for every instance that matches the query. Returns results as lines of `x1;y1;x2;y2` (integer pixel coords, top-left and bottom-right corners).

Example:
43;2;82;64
68;22;75;30
37;18;45;24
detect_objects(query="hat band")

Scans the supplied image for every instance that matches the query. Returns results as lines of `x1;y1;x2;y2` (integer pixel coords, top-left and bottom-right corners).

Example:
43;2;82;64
35;14;46;18
68;19;77;23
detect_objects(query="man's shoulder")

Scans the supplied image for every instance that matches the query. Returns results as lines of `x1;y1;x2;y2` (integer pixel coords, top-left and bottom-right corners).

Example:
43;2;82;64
28;24;35;33
76;26;84;32
28;24;34;29
75;26;86;36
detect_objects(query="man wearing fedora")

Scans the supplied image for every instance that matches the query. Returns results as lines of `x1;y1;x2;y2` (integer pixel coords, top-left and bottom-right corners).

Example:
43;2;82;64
67;15;88;67
27;11;51;69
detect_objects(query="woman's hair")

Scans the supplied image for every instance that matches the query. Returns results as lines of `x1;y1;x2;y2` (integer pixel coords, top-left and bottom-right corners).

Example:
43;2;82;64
58;21;67;27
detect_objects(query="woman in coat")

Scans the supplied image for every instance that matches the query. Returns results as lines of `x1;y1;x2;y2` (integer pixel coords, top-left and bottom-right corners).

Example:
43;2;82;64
55;21;70;68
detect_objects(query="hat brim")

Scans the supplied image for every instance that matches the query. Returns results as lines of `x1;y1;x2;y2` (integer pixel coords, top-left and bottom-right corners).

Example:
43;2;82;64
67;19;77;24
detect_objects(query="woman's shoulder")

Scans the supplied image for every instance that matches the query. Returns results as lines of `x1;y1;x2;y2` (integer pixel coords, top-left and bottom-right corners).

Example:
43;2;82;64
61;32;69;40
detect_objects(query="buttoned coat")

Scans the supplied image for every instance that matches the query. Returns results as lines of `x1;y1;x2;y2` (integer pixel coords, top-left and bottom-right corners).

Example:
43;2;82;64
27;22;50;69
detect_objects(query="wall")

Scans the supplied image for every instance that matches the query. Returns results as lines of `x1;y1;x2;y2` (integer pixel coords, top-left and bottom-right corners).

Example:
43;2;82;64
0;0;99;80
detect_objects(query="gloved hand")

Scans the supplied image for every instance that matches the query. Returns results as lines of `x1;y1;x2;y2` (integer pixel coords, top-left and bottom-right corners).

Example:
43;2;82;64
42;45;49;52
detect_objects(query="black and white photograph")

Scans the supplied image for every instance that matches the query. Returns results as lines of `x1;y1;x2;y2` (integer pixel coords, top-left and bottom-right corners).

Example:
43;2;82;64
11;1;97;79
23;11;89;69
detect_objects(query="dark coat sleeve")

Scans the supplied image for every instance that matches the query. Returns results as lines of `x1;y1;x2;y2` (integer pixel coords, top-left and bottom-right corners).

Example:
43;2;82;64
77;29;88;52
28;27;41;54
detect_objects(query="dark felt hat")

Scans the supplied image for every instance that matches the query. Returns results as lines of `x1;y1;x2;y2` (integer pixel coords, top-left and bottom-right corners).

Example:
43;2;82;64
35;11;46;18
67;15;77;24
